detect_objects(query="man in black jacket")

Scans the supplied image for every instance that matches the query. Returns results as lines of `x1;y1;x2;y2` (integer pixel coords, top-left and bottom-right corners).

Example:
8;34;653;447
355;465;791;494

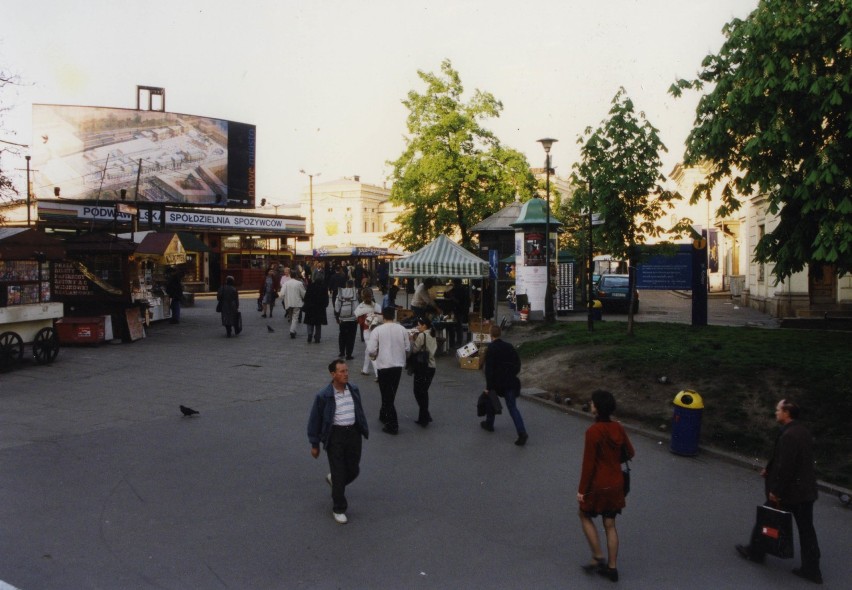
481;324;528;446
736;398;822;584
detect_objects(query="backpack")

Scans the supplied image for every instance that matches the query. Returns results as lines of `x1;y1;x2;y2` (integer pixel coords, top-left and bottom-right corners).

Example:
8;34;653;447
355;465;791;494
338;294;356;320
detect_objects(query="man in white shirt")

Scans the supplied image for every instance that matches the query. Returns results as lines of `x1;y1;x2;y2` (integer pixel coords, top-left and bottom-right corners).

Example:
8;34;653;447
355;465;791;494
366;307;411;434
281;270;306;338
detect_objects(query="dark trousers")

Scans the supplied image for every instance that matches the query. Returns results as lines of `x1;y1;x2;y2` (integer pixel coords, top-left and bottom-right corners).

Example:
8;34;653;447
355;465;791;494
170;299;181;323
484;387;527;435
306;323;322;341
338;321;357;357
750;500;821;573
377;366;403;431
413;366;436;422
326;425;362;514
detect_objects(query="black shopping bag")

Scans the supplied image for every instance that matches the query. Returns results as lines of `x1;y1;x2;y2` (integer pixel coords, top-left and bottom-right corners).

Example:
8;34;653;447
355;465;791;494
754;505;794;559
234;312;243;335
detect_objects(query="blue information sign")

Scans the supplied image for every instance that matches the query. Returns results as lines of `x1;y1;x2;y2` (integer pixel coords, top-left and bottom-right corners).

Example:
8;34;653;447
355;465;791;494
635;245;693;290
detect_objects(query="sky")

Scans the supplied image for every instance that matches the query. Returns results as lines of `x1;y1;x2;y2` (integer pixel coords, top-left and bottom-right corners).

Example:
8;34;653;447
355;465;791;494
1;0;761;207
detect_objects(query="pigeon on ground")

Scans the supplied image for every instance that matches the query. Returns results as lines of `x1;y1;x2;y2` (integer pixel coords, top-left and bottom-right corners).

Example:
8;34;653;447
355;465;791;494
267;325;275;333
179;405;199;417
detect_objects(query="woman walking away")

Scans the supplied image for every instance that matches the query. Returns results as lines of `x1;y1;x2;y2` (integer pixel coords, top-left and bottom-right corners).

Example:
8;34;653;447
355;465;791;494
355;288;382;378
409;317;437;426
303;270;329;343
261;269;276;318
217;276;240;338
577;390;635;582
334;279;359;359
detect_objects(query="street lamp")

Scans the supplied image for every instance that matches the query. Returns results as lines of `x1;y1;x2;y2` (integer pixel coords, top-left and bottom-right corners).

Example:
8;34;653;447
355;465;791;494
537;137;558;322
300;169;321;251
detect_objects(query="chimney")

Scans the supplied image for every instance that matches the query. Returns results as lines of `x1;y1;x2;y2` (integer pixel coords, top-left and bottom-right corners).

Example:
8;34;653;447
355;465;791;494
354;175;360;182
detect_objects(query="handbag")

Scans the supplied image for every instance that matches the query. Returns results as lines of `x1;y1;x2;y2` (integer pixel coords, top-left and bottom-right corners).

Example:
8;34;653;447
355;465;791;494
476;390;503;416
234;311;243;335
754;504;794;559
620;441;632;496
216;301;222;313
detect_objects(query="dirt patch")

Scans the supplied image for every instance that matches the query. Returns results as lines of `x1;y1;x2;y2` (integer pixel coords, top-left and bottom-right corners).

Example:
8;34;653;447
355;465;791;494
512;325;785;453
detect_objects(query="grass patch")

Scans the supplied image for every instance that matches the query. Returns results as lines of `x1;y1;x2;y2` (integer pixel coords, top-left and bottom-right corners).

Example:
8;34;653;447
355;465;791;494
517;322;852;486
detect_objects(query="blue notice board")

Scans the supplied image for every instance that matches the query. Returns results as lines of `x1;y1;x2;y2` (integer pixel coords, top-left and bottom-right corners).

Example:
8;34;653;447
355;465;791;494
635;245;693;290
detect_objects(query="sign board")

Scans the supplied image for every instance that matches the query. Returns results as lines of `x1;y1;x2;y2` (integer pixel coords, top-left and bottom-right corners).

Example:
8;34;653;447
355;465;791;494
635;245;693;290
125;308;146;341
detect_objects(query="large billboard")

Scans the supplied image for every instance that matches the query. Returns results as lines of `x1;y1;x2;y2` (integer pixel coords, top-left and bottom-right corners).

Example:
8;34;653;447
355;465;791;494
32;104;256;208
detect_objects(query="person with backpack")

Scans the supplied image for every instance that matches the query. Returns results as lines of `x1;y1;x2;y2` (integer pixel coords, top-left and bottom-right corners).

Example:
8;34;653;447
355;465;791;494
355;288;382;379
335;279;359;359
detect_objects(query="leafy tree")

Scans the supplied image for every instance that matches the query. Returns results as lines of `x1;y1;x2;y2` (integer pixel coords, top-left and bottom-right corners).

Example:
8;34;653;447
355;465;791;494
670;0;852;281
570;87;677;334
387;59;537;251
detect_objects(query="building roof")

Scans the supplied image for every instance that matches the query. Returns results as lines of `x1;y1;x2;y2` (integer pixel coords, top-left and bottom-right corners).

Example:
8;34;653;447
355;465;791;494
470;201;524;233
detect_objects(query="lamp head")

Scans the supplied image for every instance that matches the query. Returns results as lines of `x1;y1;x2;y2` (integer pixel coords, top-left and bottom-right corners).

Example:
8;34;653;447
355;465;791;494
537;137;558;153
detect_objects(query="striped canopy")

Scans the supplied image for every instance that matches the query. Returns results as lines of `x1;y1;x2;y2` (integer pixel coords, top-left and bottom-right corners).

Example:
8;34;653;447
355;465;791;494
390;234;489;279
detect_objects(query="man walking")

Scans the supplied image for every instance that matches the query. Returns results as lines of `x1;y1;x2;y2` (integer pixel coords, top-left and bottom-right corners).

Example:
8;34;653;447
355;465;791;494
282;269;306;338
366;307;410;435
307;359;369;524
481;324;528;446
736;398;822;584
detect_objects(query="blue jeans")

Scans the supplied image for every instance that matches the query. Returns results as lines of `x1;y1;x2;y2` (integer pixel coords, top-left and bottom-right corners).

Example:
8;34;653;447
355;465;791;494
485;387;526;435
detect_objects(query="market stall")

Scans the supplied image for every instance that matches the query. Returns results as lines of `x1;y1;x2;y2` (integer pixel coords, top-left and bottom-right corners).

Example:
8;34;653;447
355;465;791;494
132;232;187;322
0;228;65;370
390;235;489;355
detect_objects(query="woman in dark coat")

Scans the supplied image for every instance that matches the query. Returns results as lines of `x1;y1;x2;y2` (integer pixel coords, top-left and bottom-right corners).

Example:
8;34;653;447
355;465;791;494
576;390;635;582
217;276;240;337
302;270;329;343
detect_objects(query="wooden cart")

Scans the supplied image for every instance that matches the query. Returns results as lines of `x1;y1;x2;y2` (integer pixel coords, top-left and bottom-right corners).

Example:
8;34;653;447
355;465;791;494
0;228;67;371
0;302;63;370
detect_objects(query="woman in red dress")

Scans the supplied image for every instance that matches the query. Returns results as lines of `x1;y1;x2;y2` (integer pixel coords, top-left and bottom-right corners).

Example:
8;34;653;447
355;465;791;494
577;390;635;582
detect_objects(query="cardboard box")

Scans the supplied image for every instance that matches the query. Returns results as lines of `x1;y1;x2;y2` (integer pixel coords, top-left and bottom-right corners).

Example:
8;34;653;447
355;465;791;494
459;356;480;370
456;342;478;358
468;319;491;335
477;343;489;360
396;309;415;322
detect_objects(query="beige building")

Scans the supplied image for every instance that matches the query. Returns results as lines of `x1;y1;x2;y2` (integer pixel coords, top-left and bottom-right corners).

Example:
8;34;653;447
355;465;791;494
670;163;852;317
298;176;403;252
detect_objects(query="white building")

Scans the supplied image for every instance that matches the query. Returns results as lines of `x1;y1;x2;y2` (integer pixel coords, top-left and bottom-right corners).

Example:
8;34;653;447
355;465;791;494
298;176;403;252
670;163;852;317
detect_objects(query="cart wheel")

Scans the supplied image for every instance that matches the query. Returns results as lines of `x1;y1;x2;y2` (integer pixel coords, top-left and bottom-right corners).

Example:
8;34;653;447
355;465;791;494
32;327;60;364
0;331;24;371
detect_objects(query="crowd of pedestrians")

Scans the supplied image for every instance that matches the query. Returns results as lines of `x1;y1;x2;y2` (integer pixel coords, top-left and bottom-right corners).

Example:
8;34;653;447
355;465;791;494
217;261;827;587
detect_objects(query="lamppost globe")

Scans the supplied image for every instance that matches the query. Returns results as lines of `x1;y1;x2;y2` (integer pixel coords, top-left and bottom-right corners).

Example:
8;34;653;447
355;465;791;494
537;138;558;322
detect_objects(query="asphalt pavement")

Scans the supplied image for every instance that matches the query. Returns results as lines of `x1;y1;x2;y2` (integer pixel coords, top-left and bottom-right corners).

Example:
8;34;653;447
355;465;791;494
0;293;847;589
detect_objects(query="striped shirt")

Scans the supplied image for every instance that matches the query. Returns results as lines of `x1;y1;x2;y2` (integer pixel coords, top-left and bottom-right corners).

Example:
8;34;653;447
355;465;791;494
333;386;356;426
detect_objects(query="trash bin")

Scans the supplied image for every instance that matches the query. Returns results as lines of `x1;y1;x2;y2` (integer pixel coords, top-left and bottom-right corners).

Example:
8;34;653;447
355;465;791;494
592;300;603;321
670;390;704;456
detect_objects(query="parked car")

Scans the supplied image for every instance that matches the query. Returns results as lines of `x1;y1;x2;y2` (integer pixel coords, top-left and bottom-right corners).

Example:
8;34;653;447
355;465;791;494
595;274;639;313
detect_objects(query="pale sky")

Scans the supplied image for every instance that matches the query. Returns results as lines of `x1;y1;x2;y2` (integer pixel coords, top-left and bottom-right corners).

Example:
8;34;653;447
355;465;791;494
2;0;759;206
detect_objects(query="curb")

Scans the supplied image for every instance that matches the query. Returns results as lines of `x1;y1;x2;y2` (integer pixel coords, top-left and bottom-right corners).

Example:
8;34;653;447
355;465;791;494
520;388;852;501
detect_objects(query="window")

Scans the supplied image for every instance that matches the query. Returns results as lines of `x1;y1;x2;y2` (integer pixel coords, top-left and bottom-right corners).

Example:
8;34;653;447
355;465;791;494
757;224;765;282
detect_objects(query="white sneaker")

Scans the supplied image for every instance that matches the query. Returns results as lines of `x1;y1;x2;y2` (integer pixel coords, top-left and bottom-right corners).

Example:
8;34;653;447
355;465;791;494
326;473;332;487
333;511;348;524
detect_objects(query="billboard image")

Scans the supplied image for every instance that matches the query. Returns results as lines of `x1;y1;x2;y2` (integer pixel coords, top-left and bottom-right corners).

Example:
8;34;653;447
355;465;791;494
32;104;256;208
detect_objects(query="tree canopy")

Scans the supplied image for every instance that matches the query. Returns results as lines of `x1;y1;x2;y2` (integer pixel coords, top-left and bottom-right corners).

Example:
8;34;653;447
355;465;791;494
0;68;23;214
670;0;852;280
386;59;537;251
570;88;676;333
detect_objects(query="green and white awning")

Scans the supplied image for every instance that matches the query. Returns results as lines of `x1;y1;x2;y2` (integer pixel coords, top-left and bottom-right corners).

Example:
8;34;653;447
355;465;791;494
390;235;489;279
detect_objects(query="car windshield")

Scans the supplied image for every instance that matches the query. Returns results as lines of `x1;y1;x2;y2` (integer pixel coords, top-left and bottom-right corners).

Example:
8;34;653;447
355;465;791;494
601;276;629;288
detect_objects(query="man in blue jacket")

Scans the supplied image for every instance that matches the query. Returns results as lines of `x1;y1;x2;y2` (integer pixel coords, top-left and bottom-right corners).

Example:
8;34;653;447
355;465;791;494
308;359;369;524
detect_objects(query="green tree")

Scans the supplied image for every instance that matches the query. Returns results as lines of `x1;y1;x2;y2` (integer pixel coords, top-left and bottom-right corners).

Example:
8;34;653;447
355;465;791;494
570;87;677;334
387;59;537;251
670;0;852;281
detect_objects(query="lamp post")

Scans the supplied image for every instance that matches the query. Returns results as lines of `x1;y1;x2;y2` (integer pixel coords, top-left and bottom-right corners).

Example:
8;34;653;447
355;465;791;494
300;169;321;251
25;155;32;227
537;137;558;322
